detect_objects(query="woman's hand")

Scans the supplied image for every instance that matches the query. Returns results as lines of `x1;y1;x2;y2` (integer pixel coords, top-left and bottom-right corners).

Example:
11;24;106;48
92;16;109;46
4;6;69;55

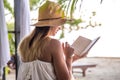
73;51;88;62
62;42;74;59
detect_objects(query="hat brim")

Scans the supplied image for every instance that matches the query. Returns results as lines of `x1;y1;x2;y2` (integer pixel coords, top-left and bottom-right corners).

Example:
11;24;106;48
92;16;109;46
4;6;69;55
31;18;68;27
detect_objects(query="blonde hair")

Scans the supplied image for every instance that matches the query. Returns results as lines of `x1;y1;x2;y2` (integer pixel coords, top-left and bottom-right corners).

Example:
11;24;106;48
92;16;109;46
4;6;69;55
17;27;51;62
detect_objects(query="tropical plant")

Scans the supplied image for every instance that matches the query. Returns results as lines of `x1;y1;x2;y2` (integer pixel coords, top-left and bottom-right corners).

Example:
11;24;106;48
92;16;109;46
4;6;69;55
8;33;15;56
4;0;14;16
7;22;15;56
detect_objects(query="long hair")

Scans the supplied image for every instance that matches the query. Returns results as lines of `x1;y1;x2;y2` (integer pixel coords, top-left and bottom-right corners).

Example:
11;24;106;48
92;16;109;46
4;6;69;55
17;26;51;62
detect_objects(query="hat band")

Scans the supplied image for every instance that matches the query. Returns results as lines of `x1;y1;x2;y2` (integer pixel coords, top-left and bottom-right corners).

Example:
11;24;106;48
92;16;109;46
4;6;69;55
38;17;62;21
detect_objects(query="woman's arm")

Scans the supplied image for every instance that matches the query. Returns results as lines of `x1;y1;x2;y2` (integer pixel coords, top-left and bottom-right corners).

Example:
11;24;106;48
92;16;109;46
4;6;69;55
62;42;74;78
50;39;73;80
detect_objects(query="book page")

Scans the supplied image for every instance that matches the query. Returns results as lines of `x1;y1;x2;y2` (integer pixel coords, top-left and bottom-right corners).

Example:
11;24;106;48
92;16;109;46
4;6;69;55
82;36;100;54
71;36;92;56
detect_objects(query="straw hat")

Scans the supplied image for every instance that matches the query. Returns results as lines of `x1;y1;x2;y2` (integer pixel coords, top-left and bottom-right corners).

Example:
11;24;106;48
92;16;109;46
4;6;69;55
32;1;68;27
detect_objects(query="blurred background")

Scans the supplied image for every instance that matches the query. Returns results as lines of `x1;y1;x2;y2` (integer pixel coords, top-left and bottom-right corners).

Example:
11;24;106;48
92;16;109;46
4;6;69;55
1;0;120;80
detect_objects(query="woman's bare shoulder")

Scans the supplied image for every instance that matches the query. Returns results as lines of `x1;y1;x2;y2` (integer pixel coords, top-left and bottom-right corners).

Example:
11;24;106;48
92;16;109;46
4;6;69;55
48;38;62;53
50;38;61;46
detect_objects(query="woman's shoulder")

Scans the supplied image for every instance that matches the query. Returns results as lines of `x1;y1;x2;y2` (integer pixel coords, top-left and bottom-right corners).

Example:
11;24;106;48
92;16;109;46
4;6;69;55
50;38;61;46
47;38;62;52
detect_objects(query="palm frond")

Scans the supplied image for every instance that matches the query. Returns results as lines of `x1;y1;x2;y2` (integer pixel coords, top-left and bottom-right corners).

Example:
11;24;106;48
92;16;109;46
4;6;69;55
4;0;13;15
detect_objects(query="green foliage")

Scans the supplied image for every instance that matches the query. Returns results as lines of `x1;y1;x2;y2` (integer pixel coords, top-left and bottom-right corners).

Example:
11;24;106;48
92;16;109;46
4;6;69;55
7;22;14;30
67;19;83;26
59;26;65;39
60;31;64;39
29;0;40;10
7;22;15;55
8;33;15;55
4;0;14;16
57;0;81;18
70;0;78;18
66;18;83;31
29;0;46;10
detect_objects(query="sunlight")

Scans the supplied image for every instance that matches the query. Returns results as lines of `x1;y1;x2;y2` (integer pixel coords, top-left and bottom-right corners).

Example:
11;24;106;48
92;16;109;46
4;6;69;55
58;0;120;57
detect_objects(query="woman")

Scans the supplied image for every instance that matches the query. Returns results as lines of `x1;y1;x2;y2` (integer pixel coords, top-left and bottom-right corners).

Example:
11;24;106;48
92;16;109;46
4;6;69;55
17;1;86;80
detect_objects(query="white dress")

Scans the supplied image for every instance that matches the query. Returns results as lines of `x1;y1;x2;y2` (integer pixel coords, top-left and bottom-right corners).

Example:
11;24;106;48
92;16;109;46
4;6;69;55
17;60;56;80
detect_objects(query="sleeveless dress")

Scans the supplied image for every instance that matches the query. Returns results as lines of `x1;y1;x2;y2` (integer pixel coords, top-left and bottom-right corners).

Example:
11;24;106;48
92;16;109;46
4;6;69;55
17;60;56;80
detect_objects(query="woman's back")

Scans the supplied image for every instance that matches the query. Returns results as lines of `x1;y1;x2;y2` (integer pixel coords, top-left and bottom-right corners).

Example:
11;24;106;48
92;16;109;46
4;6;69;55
17;38;62;80
17;60;56;80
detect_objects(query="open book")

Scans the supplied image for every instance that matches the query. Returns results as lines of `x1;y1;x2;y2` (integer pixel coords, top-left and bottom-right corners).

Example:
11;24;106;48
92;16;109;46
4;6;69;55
71;36;100;56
